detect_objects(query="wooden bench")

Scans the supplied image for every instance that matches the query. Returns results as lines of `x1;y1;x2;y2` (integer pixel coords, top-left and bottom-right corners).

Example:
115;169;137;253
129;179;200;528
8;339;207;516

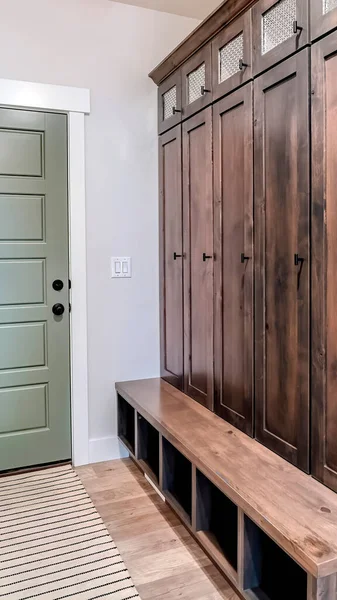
116;378;337;600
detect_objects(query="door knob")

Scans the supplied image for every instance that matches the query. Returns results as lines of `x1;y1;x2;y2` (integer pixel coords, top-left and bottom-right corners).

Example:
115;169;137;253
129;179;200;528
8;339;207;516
52;303;65;316
52;279;64;291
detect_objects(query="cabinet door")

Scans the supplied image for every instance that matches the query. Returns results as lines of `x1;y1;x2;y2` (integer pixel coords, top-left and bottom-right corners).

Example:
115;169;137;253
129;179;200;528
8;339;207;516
312;32;337;492
183;108;214;410
311;0;337;41
181;45;212;120
158;72;182;135
159;126;184;390
254;50;310;471
252;0;309;76
214;84;254;435
212;12;252;102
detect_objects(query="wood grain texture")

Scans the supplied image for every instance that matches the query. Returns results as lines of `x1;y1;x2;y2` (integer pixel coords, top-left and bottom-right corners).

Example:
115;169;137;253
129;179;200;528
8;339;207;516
311;31;337;493
254;49;310;472
181;45;213;120
311;0;337;42
149;0;258;85
213;83;254;436
76;459;239;600
252;0;309;77
182;108;214;410
116;378;337;578
307;574;337;599
159;127;184;390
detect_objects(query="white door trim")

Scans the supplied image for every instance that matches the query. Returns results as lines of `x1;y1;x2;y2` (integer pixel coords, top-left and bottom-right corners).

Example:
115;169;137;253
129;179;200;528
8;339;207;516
0;77;90;467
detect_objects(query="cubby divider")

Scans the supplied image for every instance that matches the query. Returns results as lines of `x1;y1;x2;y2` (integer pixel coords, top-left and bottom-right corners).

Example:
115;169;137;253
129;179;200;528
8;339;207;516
162;437;192;524
137;414;160;483
241;516;307;600
117;394;135;455
195;469;238;576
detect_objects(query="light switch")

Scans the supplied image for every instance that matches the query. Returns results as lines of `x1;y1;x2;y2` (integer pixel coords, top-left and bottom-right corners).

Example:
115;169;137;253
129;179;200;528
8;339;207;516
111;257;132;278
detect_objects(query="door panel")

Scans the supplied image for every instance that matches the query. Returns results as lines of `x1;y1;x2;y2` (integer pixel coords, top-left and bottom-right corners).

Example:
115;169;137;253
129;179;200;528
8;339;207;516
183;108;213;409
214;84;254;435
159;126;183;390
0;108;71;471
254;50;310;471
312;32;337;492
311;0;337;41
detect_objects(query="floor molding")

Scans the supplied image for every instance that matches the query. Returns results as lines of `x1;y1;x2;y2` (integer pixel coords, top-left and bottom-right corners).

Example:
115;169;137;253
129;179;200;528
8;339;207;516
89;436;129;464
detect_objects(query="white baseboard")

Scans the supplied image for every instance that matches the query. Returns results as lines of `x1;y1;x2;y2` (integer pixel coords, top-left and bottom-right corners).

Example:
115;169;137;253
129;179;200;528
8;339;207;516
89;436;129;464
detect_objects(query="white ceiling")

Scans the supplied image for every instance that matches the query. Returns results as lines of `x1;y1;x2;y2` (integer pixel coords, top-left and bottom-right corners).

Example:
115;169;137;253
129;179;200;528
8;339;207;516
110;0;222;19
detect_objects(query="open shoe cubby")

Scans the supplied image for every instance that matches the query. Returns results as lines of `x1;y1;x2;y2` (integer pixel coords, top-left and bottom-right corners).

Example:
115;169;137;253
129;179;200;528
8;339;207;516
137;414;160;482
117;394;135;455
242;516;307;600
162;437;192;523
196;469;238;572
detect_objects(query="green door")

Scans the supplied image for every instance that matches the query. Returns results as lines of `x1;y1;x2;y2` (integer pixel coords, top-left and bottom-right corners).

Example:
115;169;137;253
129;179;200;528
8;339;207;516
0;108;71;471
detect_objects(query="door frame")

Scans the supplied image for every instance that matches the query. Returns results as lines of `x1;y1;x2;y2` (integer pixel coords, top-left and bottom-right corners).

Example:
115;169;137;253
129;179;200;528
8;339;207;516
0;77;90;467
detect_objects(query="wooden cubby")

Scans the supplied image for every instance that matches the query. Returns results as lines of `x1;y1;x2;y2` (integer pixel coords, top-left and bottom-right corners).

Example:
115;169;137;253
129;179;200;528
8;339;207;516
196;469;238;574
241;516;307;600
117;393;135;455
137;414;160;483
162;436;192;523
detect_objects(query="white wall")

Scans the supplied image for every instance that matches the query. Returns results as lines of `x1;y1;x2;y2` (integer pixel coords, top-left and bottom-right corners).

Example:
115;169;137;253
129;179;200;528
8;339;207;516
0;0;199;463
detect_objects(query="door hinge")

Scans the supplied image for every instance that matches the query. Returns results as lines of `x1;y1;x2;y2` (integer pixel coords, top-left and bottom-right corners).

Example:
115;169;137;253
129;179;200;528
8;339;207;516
69;279;72;289
69;303;72;313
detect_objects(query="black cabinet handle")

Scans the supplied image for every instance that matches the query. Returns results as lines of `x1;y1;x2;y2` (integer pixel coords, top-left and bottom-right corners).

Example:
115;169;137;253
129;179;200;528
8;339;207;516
239;59;248;71
241;253;250;263
293;20;303;33
201;85;211;95
294;253;304;266
294;254;305;290
173;252;183;260
203;253;212;262
172;106;182;115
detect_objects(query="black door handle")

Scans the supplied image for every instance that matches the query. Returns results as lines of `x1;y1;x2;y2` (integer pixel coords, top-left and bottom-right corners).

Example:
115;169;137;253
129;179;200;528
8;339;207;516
173;252;183;260
241;253;250;263
294;254;304;266
52;303;65;316
203;253;212;262
239;59;248;71
201;85;211;95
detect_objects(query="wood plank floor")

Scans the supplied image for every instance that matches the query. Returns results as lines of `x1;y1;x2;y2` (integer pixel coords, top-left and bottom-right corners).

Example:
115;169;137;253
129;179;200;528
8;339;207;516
76;459;239;600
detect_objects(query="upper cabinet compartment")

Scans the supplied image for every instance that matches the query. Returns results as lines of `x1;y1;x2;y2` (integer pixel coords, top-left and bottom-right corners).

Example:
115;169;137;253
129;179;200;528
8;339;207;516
252;0;309;75
212;13;252;101
311;0;337;40
158;72;182;134
181;45;212;119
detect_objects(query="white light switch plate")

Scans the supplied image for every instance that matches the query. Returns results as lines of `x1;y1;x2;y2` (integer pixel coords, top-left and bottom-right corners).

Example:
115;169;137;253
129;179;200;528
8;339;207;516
111;257;132;278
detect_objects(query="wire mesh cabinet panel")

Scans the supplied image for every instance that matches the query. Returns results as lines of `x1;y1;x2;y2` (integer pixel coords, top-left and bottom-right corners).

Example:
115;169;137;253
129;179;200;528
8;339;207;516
212;13;252;101
252;0;309;76
181;45;212;120
158;71;182;135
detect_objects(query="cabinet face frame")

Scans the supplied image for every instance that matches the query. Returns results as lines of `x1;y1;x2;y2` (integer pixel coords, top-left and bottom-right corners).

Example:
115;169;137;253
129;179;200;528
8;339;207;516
212;13;252;101
311;0;337;41
158;71;182;135
254;49;310;472
252;0;309;76
181;45;213;120
182;107;214;411
159;126;184;390
311;32;337;493
213;83;254;436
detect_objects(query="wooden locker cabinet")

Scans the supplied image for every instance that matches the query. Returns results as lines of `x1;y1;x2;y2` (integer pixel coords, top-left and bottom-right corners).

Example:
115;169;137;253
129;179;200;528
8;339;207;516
158;72;182;135
181;45;212;120
254;49;310;472
311;0;337;41
182;108;214;410
159;126;184;390
213;83;254;436
312;31;337;493
252;0;309;76
212;12;252;102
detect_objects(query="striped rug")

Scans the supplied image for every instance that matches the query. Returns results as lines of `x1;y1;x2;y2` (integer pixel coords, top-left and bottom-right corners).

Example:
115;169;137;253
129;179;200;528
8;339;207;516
0;464;141;600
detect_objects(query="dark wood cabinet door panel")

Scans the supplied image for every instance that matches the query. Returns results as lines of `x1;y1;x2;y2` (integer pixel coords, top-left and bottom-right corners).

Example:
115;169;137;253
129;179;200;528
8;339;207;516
158;72;182;135
183;108;214;410
312;32;337;492
252;0;309;76
181;45;213;120
254;50;310;471
311;0;337;41
212;12;252;102
159;126;183;390
213;84;254;435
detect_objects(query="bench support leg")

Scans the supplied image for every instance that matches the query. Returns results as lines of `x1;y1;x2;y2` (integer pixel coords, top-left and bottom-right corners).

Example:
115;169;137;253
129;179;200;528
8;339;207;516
307;574;337;599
